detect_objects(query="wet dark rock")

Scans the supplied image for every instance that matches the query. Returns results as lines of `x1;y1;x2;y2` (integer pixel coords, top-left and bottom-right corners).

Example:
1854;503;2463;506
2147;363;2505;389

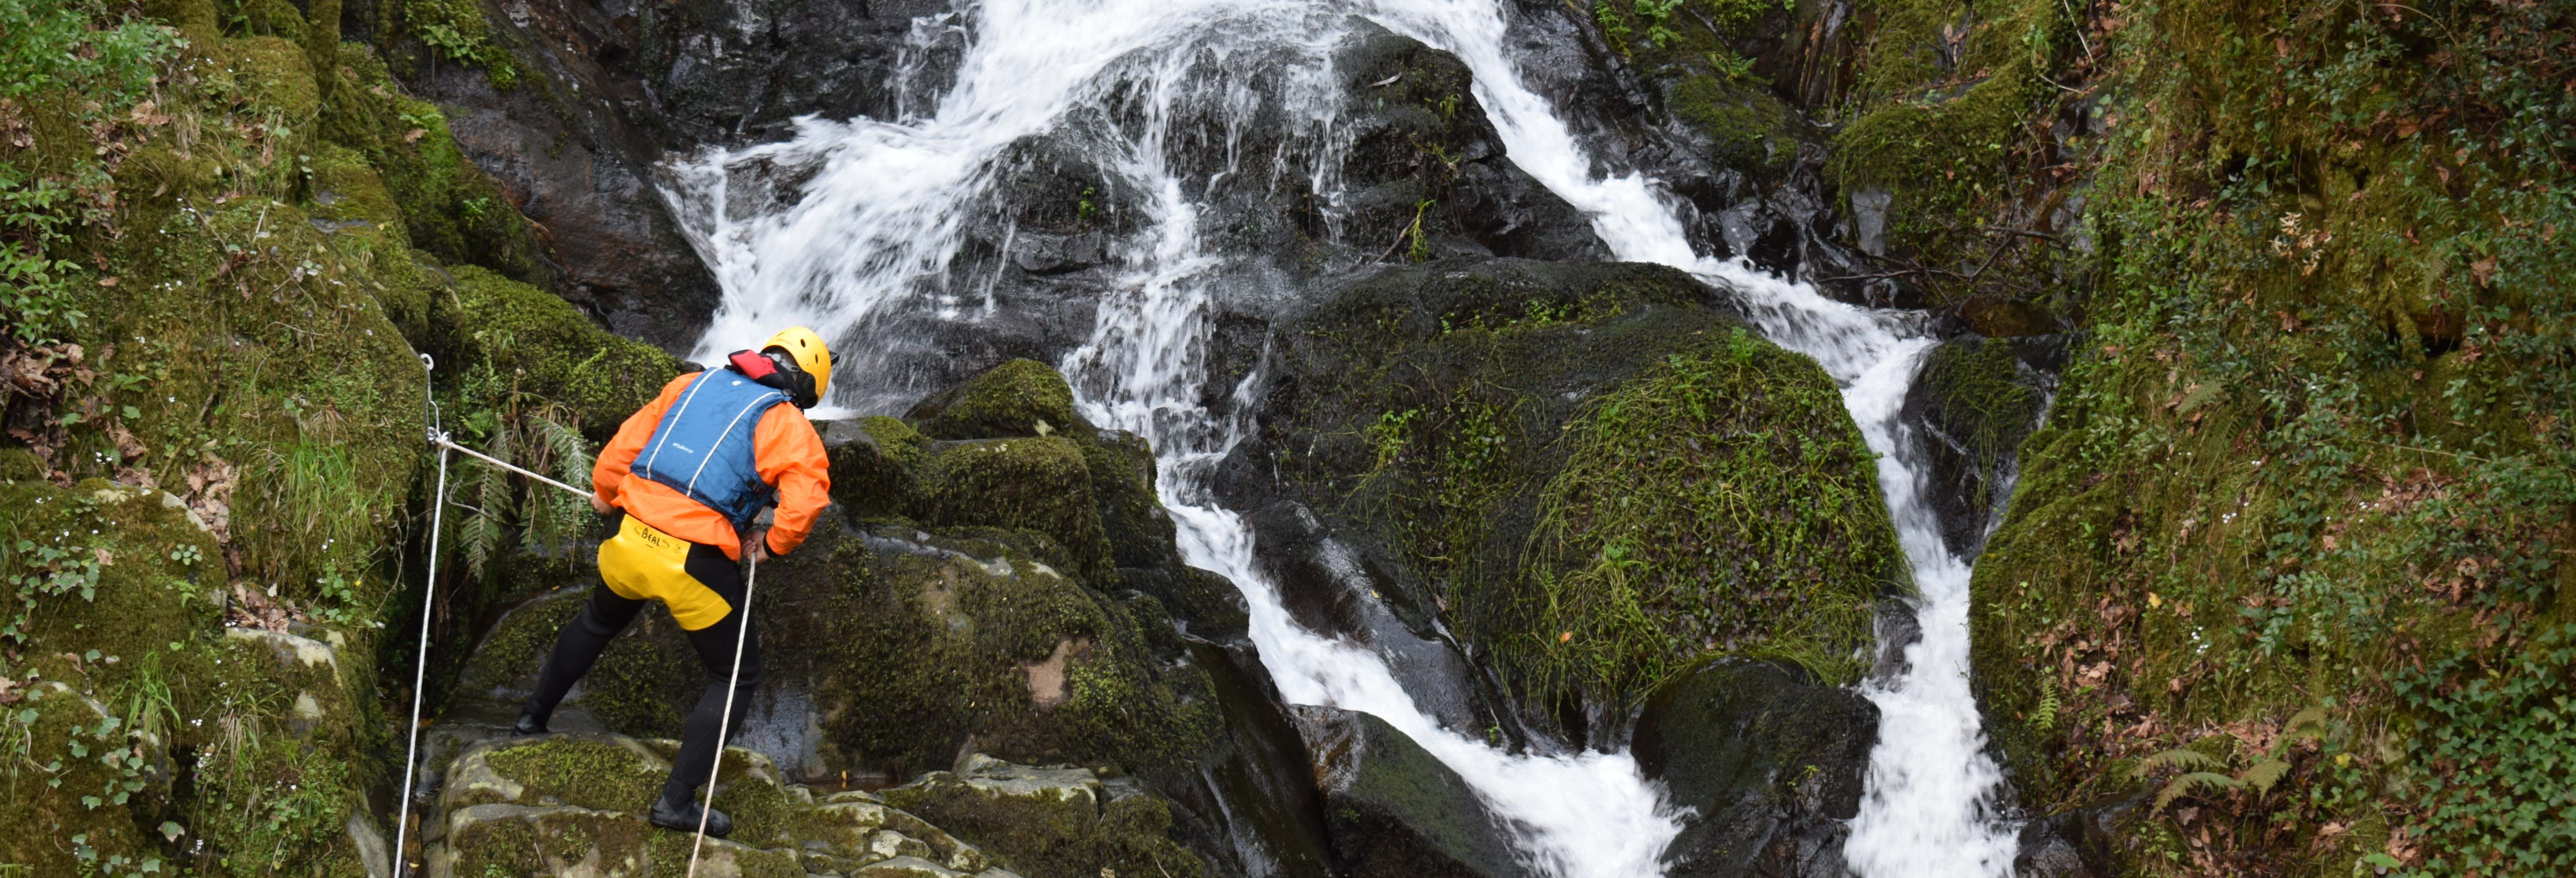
2014;814;2102;878
1137;641;1336;878
1331;22;1607;264
1631;659;1878;878
1286;706;1532;878
1241;501;1513;738
2004;787;2147;878
1901;335;2056;558
641;0;963;147
1496;0;1896;306
375;0;729;355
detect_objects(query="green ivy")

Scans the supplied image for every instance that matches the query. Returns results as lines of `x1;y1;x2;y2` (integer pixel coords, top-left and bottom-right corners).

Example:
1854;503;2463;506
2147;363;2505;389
2391;624;2576;876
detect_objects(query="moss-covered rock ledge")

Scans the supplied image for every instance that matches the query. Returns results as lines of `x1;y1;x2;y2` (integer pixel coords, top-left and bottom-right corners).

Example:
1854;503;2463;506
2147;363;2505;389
418;731;1170;878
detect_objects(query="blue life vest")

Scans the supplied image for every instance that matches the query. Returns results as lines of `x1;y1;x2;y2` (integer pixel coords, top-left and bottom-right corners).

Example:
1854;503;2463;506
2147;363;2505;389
634;370;792;528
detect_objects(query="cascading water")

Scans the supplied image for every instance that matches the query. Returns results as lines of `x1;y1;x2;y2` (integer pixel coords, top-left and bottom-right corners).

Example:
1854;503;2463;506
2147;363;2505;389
1355;8;2026;875
667;0;2021;874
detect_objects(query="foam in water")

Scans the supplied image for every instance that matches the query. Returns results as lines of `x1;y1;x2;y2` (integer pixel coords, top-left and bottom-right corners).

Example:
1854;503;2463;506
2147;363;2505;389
670;0;2021;874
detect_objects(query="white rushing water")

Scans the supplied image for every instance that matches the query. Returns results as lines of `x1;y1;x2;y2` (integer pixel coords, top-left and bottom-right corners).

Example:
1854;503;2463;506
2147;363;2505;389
669;0;2020;874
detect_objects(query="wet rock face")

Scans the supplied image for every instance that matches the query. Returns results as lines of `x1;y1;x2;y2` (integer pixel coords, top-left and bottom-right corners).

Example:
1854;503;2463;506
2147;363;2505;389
1328;22;1607;265
1629;659;1878;878
635;0;963;147
1900;334;2058;558
381;0;730;354
1286;706;1531;878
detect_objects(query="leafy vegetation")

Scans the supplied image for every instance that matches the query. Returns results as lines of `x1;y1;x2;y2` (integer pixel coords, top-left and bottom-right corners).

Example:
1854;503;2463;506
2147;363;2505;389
1960;0;2576;872
0;0;179;344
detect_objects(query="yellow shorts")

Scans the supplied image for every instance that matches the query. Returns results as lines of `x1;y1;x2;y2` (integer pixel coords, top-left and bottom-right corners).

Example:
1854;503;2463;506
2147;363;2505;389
597;514;737;631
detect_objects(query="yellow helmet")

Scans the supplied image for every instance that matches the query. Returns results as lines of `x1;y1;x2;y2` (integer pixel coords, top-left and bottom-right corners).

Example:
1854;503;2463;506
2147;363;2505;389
762;326;833;399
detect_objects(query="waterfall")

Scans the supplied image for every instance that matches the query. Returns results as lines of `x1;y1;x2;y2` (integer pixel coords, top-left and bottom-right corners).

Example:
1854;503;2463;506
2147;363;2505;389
665;0;2021;874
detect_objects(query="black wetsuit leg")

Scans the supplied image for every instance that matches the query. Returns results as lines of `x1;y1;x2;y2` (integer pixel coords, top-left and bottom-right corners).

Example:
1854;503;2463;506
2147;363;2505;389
660;542;763;806
521;583;647;729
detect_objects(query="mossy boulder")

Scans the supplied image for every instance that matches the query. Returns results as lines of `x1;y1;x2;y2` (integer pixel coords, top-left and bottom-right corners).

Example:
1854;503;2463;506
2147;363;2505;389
417;733;1160;878
428;264;689;437
908;358;1087;441
1629;659;1879;876
0;477;388;876
1227;257;1902;734
882;754;1208;878
917;437;1116;582
826;416;929;520
1285;705;1529;878
804;527;1217;778
444;521;1217;786
1902;335;2054;556
1666;73;1803;180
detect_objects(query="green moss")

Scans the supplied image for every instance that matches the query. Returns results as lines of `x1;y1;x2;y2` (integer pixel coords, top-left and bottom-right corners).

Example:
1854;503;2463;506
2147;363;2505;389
1914;337;2044;514
322;46;544;282
1668;73;1797;175
884;772;1205;878
917;436;1113;583
481;737;666;814
809;531;1215;778
861;415;929;465
1962;0;2576;870
1075;430;1177;570
1824;0;2078;309
829;421;924;522
1516;329;1901;694
433;264;687;437
908;358;1087;441
400;0;519;88
0;683;163;875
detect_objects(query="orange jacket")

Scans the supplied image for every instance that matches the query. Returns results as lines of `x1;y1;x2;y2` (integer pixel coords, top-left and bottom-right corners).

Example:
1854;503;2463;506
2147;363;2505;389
593;371;832;560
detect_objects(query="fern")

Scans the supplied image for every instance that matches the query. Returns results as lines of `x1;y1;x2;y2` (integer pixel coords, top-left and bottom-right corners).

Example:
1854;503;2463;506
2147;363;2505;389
2282;706;2330;741
456;425;515;579
2154;771;2243;812
520;410;595;556
2130;747;2227;779
2032;677;2060;732
2238;758;2292;794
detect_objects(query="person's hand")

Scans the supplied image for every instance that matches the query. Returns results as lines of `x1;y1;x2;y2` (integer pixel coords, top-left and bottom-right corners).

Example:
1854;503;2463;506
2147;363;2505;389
743;529;772;563
590;491;613;515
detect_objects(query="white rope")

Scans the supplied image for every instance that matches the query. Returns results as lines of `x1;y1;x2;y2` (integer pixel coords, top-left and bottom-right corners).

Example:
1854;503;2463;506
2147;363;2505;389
392;442;448;878
687;553;758;877
433;434;592;501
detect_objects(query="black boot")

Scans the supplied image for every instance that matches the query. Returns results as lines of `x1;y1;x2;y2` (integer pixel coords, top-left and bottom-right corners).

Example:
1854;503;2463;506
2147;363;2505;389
512;711;547;736
649;793;732;838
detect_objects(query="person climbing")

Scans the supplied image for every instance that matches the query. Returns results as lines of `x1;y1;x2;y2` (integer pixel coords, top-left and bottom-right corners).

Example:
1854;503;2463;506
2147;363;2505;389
512;327;835;838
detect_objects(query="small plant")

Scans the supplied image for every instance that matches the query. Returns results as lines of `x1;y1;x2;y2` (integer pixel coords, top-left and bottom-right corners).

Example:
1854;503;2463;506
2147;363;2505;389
1634;0;1685;49
1075;186;1097;226
1404;198;1434;262
1591;0;1633;52
1706;50;1756;82
5;539;103;643
1365;408;1420;470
